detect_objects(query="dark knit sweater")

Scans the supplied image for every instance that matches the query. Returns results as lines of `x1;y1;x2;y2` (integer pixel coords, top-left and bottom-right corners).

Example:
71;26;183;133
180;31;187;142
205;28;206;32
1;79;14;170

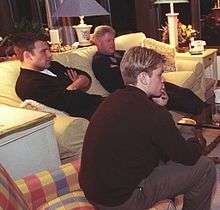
79;86;202;206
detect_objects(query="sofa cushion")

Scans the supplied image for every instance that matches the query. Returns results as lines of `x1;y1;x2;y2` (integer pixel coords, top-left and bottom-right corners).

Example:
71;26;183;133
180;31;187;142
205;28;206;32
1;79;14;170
16;161;80;209
0;60;22;106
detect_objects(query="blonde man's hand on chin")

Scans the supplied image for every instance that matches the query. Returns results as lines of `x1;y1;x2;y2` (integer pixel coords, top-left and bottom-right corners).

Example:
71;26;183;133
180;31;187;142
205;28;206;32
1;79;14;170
152;89;169;106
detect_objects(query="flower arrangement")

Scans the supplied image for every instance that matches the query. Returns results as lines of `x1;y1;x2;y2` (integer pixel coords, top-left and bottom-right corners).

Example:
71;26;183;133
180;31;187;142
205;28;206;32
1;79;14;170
160;20;198;47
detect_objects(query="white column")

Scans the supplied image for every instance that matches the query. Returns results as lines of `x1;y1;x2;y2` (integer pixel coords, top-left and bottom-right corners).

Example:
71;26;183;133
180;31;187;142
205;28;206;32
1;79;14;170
166;13;179;49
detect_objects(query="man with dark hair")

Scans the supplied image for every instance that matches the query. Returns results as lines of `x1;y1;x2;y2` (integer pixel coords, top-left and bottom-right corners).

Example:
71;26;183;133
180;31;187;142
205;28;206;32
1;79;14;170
79;47;216;210
15;33;103;120
91;25;207;115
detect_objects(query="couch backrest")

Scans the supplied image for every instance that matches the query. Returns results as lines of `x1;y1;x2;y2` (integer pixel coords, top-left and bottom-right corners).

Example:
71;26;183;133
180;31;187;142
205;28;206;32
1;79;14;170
115;32;146;50
53;32;147;97
0;60;22;107
53;46;110;97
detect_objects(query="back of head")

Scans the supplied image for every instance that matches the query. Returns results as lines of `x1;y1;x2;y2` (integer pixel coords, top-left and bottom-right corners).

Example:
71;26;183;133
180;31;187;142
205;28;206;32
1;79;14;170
91;25;116;44
13;32;48;61
120;46;165;85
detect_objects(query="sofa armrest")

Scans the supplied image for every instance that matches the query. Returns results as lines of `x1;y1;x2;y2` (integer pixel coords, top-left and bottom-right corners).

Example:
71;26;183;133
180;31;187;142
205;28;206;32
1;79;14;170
15;160;80;209
54;115;89;161
175;59;202;72
164;62;205;100
20;99;89;161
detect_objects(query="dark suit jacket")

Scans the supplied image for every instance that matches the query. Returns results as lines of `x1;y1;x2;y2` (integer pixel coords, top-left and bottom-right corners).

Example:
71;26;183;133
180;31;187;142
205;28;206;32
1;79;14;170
16;61;103;120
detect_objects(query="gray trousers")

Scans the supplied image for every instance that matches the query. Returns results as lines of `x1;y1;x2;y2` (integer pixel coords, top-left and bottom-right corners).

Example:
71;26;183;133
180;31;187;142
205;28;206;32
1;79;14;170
94;156;216;210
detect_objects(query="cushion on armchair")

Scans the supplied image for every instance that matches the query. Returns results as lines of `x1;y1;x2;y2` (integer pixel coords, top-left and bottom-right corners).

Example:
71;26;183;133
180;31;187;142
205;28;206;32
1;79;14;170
15;161;87;209
0;160;95;210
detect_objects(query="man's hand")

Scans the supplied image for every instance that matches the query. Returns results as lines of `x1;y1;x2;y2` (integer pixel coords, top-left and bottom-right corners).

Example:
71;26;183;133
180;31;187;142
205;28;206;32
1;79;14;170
66;68;91;91
152;89;169;106
67;68;78;82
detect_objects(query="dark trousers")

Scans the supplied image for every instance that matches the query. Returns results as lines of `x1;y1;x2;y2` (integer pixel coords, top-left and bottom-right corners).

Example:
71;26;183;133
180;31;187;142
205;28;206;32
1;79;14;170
93;156;216;210
165;82;206;115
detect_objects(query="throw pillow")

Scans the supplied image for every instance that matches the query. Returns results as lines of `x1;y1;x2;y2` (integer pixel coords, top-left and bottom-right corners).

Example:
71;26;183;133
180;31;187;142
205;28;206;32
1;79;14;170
143;38;176;72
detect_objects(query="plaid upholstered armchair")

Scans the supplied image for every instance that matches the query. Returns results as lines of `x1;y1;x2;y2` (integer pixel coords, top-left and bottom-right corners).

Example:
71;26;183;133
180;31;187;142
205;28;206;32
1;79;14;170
0;161;95;210
0;160;177;210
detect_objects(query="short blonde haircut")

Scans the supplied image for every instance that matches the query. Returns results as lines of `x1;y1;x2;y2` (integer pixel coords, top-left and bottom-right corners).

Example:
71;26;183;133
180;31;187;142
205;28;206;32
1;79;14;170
91;25;116;43
120;46;165;85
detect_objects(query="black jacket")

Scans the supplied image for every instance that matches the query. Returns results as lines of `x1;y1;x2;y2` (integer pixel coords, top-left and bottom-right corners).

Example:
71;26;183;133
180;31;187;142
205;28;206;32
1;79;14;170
16;61;103;120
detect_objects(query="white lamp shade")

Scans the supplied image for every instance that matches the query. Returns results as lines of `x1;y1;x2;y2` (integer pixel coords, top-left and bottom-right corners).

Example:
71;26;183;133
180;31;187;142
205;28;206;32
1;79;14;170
54;0;109;17
155;0;189;4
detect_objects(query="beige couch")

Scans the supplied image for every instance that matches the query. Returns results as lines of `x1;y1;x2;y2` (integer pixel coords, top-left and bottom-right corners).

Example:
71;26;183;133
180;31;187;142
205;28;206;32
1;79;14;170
0;32;205;162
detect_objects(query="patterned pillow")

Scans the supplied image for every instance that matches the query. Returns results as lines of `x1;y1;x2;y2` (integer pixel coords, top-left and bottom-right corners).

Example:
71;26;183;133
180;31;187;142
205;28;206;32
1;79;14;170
0;164;29;210
143;38;176;72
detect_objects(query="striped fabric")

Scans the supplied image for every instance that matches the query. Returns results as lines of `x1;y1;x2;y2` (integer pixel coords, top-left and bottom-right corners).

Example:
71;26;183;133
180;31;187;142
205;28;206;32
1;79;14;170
16;161;84;209
0;164;29;210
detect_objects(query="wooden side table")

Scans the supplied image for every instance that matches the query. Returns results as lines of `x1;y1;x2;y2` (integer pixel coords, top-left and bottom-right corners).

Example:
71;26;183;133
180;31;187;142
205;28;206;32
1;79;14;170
176;49;218;80
0;104;61;179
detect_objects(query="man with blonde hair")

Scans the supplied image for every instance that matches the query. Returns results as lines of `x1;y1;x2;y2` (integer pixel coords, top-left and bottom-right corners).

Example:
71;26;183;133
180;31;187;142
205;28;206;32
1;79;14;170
91;25;207;115
79;46;216;210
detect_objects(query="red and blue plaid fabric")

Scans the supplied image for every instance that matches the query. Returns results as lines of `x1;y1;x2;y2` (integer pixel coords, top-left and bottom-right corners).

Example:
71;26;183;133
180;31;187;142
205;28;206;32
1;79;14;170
0;163;29;210
0;160;94;210
15;160;92;209
0;160;172;210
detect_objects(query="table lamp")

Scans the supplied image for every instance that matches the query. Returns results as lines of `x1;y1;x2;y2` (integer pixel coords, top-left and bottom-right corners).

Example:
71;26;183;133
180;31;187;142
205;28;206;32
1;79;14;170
155;0;189;49
54;0;109;46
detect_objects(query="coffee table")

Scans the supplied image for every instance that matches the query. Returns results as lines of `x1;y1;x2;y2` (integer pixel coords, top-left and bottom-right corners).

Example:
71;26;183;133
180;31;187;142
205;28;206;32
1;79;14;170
177;102;220;163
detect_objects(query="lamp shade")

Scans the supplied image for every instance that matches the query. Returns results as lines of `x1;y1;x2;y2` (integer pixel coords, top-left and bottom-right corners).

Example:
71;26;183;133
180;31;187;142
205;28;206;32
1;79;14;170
154;0;189;4
54;0;109;17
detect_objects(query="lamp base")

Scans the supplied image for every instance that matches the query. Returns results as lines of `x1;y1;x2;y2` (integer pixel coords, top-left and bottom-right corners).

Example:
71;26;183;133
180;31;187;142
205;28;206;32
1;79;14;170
73;23;92;46
166;13;179;49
